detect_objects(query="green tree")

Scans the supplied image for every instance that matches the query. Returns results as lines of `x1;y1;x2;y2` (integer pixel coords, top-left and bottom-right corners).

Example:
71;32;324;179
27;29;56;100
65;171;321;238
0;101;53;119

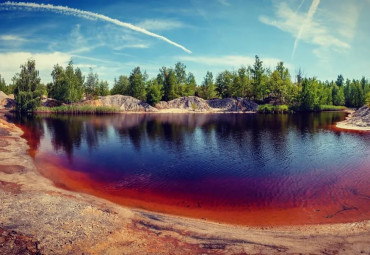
13;59;42;112
184;72;196;96
175;62;187;96
365;92;370;107
74;67;85;101
318;81;333;105
251;55;268;100
265;62;293;104
85;68;99;99
146;78;163;105
300;78;319;111
49;64;67;101
111;75;129;95
49;61;85;103
160;67;178;101
128;67;146;101
332;84;345;106
336;74;344;87
268;70;284;102
37;83;47;97
347;80;364;108
99;81;110;96
200;71;215;99
360;76;368;91
65;61;84;103
0;74;9;94
215;70;233;98
342;77;367;107
233;66;251;98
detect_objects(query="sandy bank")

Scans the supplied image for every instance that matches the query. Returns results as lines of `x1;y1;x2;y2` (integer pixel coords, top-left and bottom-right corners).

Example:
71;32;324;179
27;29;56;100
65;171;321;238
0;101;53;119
336;122;370;131
336;107;370;131
0;113;369;254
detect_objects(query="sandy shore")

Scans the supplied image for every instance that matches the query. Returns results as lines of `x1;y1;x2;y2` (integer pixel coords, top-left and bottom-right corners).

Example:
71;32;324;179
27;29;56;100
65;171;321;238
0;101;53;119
335;109;370;131
0;112;369;254
336;122;370;131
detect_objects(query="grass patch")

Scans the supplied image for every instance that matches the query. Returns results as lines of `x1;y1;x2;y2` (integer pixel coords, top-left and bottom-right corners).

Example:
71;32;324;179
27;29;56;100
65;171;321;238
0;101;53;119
258;104;347;113
257;104;290;114
36;105;120;114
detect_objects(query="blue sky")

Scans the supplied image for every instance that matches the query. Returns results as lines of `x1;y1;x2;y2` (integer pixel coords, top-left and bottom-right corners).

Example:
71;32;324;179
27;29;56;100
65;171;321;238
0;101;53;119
0;0;369;86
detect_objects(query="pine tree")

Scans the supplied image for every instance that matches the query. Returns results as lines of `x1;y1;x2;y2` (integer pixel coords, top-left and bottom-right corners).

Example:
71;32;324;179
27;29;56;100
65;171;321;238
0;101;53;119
99;81;110;96
111;75;129;95
128;67;146;101
146;79;163;105
184;72;196;96
85;68;99;99
200;71;215;99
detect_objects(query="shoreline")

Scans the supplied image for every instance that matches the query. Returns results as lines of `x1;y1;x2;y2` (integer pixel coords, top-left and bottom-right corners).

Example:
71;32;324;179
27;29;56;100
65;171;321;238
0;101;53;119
336;109;370;131
32;107;348;115
1;112;369;254
34;108;257;114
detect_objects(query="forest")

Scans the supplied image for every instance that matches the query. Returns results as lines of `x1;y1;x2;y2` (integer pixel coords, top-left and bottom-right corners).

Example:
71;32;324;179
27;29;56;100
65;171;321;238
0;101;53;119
1;56;369;112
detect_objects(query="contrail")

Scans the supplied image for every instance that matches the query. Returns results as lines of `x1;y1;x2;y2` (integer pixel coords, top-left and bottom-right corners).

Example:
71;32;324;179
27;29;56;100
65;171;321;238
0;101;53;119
292;0;320;58
295;0;306;13
0;1;192;54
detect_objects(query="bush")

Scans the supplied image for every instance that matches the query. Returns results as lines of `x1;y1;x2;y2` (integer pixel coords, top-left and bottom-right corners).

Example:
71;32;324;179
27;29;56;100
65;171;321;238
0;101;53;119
191;103;197;111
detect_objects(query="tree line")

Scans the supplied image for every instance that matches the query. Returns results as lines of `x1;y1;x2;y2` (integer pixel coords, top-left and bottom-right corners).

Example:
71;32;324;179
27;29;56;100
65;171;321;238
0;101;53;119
1;56;369;112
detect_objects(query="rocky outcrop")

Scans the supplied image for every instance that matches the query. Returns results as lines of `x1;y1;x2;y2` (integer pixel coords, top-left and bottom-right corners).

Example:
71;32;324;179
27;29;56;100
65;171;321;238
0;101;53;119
155;96;258;112
0;91;15;110
341;106;370;128
207;97;258;112
155;96;211;112
84;95;157;112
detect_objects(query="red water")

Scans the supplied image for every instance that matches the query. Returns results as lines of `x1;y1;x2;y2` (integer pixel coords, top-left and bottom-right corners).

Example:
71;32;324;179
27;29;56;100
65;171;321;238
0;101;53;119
15;113;370;226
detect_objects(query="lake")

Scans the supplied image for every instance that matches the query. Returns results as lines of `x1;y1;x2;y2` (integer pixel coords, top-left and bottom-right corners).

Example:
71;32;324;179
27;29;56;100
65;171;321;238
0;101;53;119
9;112;370;226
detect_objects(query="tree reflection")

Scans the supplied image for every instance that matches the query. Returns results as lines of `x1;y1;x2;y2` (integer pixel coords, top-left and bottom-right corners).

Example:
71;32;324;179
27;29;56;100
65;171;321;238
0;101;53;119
9;112;348;161
6;113;44;157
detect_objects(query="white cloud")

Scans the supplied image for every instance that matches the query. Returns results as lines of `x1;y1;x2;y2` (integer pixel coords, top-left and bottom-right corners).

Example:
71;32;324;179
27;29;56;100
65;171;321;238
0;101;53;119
0;1;192;54
0;51;72;83
319;2;359;41
114;44;149;50
0;51;126;85
136;19;185;31
218;0;230;6
292;0;320;57
0;34;27;41
259;1;353;57
179;55;290;69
